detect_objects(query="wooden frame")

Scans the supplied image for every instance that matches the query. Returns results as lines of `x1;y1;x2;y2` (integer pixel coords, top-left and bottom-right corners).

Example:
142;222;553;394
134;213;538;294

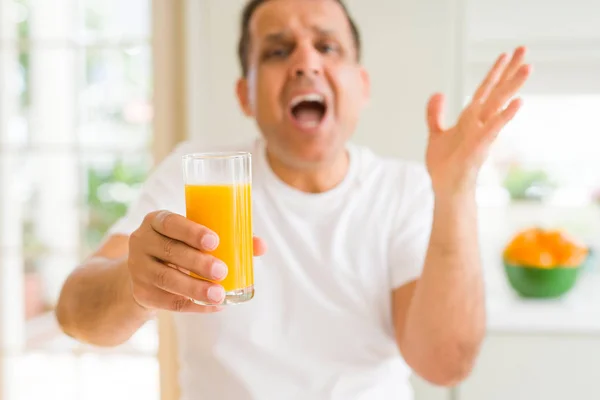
157;312;180;400
153;0;188;161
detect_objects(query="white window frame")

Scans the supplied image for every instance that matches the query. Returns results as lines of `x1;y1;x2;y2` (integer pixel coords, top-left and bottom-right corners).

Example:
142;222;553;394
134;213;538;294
0;1;188;399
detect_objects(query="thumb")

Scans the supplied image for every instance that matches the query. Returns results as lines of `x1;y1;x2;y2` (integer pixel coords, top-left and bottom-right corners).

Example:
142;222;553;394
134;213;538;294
426;93;446;135
253;236;267;257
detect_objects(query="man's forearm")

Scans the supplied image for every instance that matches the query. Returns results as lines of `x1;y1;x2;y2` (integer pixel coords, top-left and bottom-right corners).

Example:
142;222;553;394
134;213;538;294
56;257;153;347
404;191;486;383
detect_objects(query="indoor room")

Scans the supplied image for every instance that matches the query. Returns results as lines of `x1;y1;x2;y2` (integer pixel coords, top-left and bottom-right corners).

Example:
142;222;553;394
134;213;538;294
0;1;598;399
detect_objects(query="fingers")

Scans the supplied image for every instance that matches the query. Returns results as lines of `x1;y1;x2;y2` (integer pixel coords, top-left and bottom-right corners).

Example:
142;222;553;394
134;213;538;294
128;210;266;314
480;64;531;123
479;47;531;122
498;46;528;85
129;257;227;311
253;236;267;256
134;229;227;281
427;93;446;135
483;97;523;143
472;53;509;103
147;210;219;252
135;288;223;313
146;258;226;304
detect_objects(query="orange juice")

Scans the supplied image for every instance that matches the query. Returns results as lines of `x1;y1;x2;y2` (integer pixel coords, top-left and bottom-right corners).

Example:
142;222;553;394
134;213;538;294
185;184;254;293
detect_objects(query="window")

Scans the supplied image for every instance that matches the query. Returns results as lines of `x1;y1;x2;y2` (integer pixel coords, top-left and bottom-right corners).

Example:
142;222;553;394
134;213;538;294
0;1;159;399
466;0;600;208
478;95;600;204
465;0;600;258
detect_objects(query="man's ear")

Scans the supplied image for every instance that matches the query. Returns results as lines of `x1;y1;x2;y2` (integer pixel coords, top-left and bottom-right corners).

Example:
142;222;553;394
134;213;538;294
360;67;371;108
236;77;254;117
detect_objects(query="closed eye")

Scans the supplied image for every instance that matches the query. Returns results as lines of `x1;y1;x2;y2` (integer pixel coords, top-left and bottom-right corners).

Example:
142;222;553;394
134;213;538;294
317;41;340;55
263;47;292;60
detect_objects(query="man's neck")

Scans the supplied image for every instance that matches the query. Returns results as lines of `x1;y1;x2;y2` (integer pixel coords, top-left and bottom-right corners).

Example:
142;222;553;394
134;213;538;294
265;148;350;194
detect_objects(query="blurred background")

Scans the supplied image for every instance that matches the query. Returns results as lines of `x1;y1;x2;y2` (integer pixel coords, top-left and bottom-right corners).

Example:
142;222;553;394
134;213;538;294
0;1;599;400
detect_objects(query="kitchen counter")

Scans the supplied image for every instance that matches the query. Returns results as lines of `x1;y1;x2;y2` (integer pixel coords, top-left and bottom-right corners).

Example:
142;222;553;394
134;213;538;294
484;260;600;335
477;203;600;335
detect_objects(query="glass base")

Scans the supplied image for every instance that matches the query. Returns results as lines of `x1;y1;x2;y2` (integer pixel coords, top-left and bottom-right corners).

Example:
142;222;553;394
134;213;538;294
192;285;254;306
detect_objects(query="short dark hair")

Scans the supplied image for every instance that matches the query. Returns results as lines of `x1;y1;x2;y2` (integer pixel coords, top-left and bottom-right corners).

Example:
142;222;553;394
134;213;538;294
237;0;362;76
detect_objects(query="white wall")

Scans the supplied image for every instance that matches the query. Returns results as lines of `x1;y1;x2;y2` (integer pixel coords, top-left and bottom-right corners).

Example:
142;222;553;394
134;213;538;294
467;0;600;42
466;0;600;95
185;0;464;163
459;334;600;400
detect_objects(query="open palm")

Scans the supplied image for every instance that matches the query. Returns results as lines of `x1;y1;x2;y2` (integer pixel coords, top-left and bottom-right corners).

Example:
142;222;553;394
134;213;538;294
425;47;532;196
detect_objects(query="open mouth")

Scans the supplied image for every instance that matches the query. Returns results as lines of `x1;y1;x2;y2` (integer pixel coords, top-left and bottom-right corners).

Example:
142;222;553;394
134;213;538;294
289;93;327;129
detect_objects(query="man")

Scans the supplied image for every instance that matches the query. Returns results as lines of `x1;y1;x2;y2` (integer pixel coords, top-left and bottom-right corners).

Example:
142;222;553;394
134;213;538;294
56;0;531;398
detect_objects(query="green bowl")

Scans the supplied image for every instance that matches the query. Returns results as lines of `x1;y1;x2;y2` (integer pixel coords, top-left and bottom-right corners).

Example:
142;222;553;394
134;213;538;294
503;261;581;299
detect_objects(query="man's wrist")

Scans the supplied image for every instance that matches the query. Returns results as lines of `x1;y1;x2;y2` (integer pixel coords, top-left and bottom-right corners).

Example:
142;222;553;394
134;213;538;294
117;258;156;321
434;187;477;210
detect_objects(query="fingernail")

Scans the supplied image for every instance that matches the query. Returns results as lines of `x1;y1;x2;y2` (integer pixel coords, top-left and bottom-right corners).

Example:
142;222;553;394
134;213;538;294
201;234;219;251
207;286;225;303
212;261;228;280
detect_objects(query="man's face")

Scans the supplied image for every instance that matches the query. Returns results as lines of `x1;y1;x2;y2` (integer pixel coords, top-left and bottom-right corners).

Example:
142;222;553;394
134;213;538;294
237;0;370;169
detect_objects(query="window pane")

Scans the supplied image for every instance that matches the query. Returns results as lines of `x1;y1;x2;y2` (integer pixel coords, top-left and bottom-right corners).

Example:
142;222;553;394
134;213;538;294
2;150;79;256
482;95;600;203
29;0;76;42
78;46;152;150
0;48;29;148
22;150;80;252
19;150;80;315
0;150;79;320
28;47;77;145
0;0;29;41
1;0;156;391
25;252;78;318
78;0;151;41
80;152;152;256
3;0;151;44
0;0;30;148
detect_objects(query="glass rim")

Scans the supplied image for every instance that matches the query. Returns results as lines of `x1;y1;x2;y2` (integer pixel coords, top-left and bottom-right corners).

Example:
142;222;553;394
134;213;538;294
182;151;251;161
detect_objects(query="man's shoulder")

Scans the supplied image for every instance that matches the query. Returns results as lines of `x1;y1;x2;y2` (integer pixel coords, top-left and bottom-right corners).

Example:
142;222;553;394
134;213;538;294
350;144;434;226
350;142;431;192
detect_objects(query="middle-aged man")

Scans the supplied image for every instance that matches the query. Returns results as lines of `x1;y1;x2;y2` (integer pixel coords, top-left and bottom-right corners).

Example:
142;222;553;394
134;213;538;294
56;0;532;399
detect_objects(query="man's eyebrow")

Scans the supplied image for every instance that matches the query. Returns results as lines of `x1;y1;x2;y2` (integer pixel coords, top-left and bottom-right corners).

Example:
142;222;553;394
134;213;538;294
312;26;337;37
260;26;339;44
261;32;290;44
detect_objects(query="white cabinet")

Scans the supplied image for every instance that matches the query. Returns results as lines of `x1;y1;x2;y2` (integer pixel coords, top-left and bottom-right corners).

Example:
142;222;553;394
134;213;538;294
457;334;600;400
411;333;600;400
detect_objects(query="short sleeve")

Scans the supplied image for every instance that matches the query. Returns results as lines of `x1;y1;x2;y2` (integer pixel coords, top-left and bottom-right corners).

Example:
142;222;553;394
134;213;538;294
388;165;434;289
105;142;190;238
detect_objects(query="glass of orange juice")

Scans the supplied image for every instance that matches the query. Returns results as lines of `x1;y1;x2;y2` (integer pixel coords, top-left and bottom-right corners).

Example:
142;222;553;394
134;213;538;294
182;152;254;305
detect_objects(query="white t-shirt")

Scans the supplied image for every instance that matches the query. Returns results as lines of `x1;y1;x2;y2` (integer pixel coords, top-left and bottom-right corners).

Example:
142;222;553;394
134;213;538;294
109;138;434;400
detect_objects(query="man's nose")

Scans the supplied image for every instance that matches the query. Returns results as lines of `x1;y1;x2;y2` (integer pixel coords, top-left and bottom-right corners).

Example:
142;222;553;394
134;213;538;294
293;67;320;78
289;45;323;79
